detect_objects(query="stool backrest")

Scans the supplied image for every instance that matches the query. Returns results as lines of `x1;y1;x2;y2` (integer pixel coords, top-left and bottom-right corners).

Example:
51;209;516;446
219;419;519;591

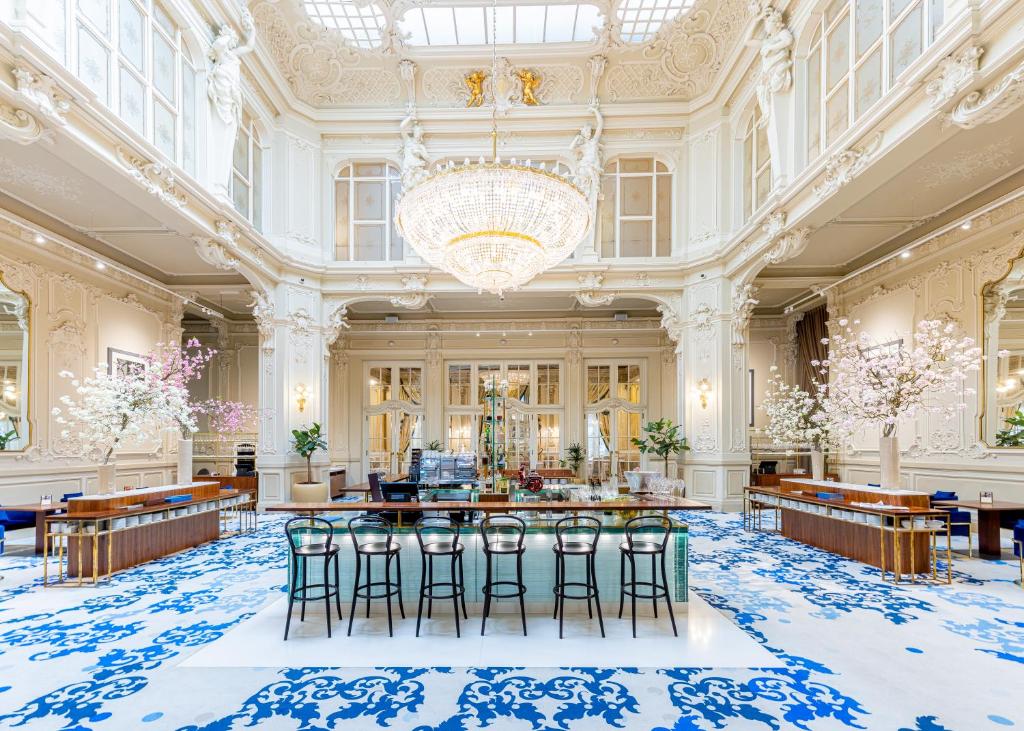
348;514;393;549
284;516;335;554
555;515;602;549
479;514;526;549
414;516;460;550
623;515;672;551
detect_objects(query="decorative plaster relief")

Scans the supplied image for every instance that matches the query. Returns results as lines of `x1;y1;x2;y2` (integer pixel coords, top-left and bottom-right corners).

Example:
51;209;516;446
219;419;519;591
925;45;984;108
115;146;188;207
812;132;884;198
12;63;71;127
192;237;239;271
762;227;811;265
389;274;432;309
575;272;616;307
730;282;760;349
946;57;1024;129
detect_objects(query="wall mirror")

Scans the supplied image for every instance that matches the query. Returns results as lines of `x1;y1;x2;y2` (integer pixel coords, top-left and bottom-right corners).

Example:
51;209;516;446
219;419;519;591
0;273;29;451
982;252;1024;446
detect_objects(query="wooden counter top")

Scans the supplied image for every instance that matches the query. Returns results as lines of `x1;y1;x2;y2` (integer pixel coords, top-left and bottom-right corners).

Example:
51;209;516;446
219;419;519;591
747;486;946;517
265;496;712;513
47;490;240;521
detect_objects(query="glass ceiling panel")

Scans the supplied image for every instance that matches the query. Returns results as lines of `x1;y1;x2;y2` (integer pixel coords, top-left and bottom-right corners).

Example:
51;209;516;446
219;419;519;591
397;3;604;46
616;0;695;43
303;0;386;48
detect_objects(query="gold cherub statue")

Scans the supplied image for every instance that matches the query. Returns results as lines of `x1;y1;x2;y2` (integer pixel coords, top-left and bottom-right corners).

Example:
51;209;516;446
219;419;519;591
516;68;541;106
465;71;487;108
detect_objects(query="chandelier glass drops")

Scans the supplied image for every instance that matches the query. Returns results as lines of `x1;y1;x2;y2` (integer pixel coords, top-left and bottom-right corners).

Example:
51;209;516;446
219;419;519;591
394;159;591;295
393;0;591;296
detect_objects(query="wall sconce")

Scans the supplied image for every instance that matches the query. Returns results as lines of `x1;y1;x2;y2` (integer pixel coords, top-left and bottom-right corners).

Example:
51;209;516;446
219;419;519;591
295;383;309;413
695;378;712;409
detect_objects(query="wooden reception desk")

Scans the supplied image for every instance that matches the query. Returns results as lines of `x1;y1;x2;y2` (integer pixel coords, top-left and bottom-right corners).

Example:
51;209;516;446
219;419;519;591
745;479;949;580
55;481;227;580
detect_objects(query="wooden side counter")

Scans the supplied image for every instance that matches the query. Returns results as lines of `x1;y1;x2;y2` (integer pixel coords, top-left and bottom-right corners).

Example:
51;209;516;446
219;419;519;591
746;480;951;583
49;482;236;583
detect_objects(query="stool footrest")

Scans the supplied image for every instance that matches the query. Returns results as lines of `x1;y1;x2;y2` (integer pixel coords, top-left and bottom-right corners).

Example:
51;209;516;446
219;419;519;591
621;579;671;601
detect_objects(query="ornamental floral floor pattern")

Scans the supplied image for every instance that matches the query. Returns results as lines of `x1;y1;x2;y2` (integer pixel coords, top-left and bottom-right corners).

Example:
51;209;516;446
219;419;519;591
0;512;1021;730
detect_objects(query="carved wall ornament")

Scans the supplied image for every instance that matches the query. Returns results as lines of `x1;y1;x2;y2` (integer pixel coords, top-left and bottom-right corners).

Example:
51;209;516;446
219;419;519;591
658;303;684;343
575;272;616;307
916;137;1013;190
945;57;1024;129
12;62;71;127
588;55;607;103
762;209;787;238
249;289;275;344
215;220;240;247
192;236;239;271
692;302;717;338
0;103;48;145
114;146;188;207
325;303;351;345
516;68;541;106
730;282;760;349
925;45;984;108
762;226;811;265
812;132;884;198
398;58;417;107
389;273;431;309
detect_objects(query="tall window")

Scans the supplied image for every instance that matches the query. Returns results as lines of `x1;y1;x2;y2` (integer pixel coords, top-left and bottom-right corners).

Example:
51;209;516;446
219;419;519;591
599;158;672;258
335;163;404;261
65;0;199;172
806;0;944;162
743;106;772;221
365;364;424;474
232;115;263;231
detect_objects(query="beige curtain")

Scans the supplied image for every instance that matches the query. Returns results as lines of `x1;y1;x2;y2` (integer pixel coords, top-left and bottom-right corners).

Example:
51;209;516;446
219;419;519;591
796;305;829;394
587;382;610;404
398;412;416;466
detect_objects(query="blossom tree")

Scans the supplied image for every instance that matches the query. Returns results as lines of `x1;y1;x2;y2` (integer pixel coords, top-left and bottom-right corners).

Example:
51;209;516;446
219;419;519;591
53;365;194;465
762;366;833;450
819;318;981;440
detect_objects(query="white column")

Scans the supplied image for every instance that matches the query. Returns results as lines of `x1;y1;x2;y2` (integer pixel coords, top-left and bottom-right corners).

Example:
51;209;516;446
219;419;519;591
254;284;329;503
679;276;752;511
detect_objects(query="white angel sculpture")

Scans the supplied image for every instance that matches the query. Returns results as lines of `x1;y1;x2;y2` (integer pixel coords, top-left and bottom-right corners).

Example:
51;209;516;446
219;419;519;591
570;104;604;203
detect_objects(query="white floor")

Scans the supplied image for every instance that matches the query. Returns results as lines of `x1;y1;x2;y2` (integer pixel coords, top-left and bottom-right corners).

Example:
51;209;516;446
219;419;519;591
179;590;780;669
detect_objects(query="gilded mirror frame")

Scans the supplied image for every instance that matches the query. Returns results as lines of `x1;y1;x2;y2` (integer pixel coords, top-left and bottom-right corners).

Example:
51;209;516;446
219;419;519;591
978;241;1024;448
0;268;30;452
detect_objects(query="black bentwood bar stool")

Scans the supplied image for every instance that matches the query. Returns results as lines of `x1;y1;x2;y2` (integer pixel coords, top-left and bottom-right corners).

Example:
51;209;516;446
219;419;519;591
347;515;406;637
414;516;469;637
479;514;528;637
552;515;605;639
283;517;343;640
618;515;678;638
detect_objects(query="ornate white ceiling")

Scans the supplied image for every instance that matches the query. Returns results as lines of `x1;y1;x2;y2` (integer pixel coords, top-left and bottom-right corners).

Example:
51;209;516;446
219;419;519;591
250;0;748;107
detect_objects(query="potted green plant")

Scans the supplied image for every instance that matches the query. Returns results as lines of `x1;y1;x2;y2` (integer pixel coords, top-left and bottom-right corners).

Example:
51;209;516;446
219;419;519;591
564;442;585;478
291;422;328;501
631;418;690;476
0;428;17;450
996;409;1024;447
425;439;442;451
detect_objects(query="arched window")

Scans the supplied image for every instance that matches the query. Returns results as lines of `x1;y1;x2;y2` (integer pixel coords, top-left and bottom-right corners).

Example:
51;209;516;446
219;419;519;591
64;0;199;171
805;0;944;162
334;163;404;261
743;106;771;221
231;115;263;231
599;158;672;259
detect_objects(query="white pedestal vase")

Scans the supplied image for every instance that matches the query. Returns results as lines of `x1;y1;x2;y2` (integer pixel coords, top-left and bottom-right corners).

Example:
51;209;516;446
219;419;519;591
177;438;193;485
97;462;117;494
879;436;901;489
810;449;825;481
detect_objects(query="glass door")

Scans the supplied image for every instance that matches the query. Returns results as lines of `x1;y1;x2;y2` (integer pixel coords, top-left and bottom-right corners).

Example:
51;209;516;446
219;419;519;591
585;406;644;481
366;408;423;476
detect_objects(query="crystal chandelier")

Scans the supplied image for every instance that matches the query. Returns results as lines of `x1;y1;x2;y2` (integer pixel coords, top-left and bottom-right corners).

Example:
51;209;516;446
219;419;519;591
393;1;592;296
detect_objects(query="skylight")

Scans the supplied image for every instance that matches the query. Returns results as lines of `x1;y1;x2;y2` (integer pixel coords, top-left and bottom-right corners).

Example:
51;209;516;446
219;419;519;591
616;0;695;43
302;0;387;49
397;4;603;46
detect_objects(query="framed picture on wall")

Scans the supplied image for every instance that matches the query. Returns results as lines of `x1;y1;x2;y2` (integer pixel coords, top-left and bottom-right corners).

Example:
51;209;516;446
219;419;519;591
107;348;145;378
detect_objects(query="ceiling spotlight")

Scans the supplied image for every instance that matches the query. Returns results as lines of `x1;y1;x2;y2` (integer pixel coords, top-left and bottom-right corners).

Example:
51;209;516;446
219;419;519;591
475;332;480;337
95;261;106;270
900;251;911;259
961;221;972;230
33;233;45;245
528;331;533;336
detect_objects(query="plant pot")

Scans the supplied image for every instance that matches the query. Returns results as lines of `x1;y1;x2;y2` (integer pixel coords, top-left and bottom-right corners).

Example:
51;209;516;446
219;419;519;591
810;449;825;481
97;462;117;494
177;438;193;485
291;481;329;503
879;436;900;489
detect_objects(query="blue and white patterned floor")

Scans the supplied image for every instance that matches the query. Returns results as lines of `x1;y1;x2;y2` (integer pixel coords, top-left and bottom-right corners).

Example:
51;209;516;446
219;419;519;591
0;512;1021;730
